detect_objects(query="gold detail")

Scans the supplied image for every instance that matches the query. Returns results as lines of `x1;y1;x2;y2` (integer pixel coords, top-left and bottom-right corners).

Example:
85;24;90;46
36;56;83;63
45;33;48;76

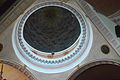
24;65;27;69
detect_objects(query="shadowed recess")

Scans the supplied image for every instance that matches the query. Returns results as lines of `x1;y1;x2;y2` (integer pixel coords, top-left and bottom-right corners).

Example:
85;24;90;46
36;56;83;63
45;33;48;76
74;64;120;80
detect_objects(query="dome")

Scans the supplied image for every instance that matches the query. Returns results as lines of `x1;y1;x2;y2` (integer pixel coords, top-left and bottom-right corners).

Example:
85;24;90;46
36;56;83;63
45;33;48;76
12;1;93;73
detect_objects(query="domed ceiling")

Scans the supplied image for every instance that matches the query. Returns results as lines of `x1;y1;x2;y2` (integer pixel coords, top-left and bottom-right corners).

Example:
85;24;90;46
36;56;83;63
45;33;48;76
12;1;93;73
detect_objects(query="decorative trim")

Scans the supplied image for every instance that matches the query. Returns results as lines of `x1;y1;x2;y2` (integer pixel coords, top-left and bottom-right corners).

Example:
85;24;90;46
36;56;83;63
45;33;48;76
17;2;87;64
0;59;35;80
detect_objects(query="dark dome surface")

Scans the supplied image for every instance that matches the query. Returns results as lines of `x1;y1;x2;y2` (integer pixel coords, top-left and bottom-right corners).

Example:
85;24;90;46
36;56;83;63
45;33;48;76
75;64;120;80
23;6;81;53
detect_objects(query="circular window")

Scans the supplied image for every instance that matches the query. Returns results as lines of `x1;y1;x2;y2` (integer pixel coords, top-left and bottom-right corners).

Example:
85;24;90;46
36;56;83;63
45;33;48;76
101;45;110;54
68;60;120;80
12;2;93;73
